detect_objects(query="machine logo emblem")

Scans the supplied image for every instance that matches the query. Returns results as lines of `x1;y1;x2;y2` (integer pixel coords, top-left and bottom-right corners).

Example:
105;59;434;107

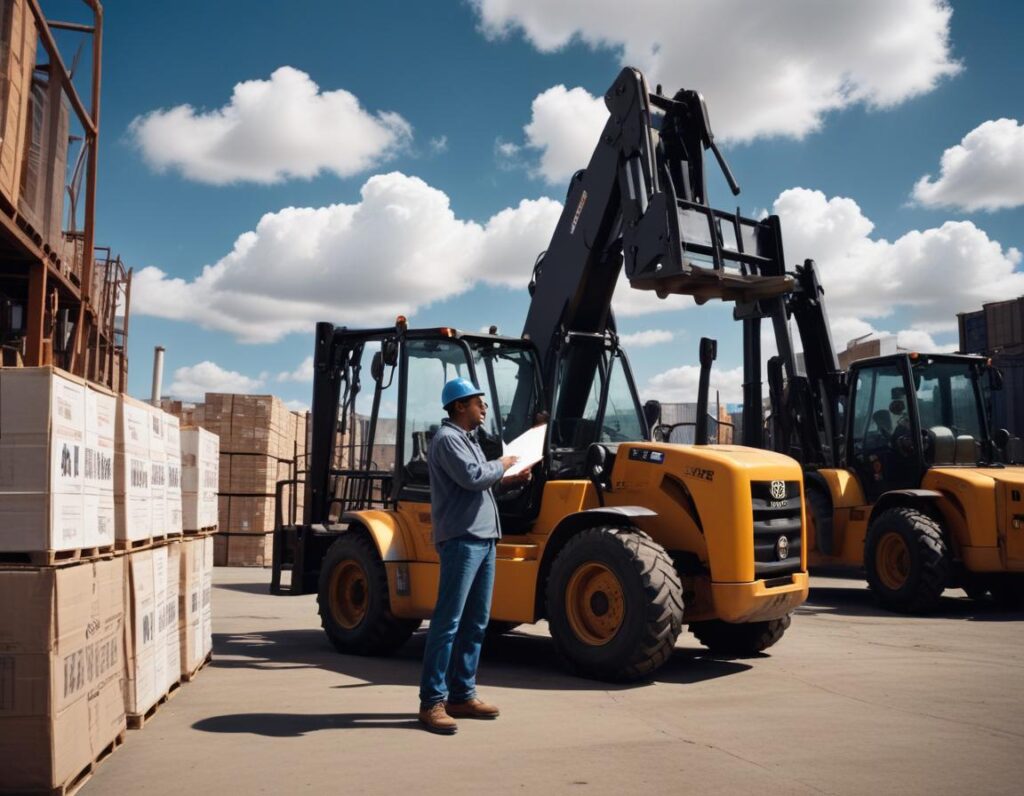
776;535;790;560
770;480;787;501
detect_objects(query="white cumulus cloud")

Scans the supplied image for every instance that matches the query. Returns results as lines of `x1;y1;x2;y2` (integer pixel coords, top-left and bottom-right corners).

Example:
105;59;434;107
169;361;264;402
277;356;314;383
619;329;674;348
912;119;1024;212
772;187;1023;334
522;85;609;184
476;0;959;143
133;172;562;342
129;66;412;185
644;365;745;404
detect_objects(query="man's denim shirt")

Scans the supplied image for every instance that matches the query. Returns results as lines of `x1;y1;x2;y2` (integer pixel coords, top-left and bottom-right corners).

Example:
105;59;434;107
428;418;503;546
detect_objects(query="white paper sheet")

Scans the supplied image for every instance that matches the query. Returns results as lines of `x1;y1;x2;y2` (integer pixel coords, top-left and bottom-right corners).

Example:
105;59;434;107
502;424;547;476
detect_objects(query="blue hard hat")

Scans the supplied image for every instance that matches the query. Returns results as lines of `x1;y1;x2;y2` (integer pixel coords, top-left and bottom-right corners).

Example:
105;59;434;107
441;377;484;409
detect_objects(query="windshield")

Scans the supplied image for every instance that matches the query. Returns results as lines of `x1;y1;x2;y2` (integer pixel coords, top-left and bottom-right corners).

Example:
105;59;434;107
551;339;645;449
468;340;542;446
912;358;989;463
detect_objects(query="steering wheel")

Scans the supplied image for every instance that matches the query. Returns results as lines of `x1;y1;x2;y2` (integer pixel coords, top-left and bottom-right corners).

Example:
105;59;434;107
889;421;915;457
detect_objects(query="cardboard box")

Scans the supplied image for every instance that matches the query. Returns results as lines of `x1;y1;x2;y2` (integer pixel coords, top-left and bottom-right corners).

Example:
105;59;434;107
0;558;126;792
0;367;87;553
115;395;152;543
160;543;181;695
227;495;276;533
201;536;213;658
124;545;180;716
84;384;116;549
181;427;219;530
179;536;214;676
148;405;167;537
226;532;274;567
165;415;183;535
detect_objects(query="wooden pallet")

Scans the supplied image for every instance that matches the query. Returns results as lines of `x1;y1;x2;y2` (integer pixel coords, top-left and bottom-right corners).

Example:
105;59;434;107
115;536;153;553
115;534;180;552
127;680;181;730
183;525;217;537
0;544;116;568
50;728;127;796
182;651;213;683
152;531;184;544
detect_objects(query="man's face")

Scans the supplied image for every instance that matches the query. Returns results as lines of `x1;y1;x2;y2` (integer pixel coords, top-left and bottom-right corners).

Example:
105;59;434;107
454;394;488;429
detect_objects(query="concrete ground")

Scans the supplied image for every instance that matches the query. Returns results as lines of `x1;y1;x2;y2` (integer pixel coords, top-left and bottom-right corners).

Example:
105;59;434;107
85;569;1024;795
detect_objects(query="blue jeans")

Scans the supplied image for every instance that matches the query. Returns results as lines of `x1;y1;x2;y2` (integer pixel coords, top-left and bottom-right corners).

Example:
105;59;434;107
419;537;496;707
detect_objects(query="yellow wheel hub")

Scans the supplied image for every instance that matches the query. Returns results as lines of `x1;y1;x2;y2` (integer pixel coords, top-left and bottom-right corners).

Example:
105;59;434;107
876;533;910;592
329;560;369;629
565;562;625;646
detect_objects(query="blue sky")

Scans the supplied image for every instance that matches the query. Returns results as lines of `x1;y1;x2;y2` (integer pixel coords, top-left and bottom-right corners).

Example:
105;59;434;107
63;0;1024;407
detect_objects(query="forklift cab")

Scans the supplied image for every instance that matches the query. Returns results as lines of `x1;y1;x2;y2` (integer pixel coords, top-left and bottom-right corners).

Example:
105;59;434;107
398;332;546;515
844;353;996;502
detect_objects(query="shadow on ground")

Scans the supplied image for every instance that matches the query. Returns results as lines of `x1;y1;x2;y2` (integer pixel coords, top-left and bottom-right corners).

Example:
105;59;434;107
802;576;1024;623
206;624;752;693
214;581;276;596
194;712;421;736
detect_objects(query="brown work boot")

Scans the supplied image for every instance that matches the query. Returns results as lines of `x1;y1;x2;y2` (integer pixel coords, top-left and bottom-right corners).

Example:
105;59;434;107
418;701;458;735
445;697;500;720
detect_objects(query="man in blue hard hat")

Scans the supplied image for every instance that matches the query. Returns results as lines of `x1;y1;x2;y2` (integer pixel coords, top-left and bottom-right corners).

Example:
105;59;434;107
418;376;531;734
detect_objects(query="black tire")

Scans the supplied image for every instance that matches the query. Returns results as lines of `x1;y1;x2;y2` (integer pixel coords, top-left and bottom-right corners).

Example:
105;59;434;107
864;507;950;613
545;526;683;682
689;615;791;656
989;575;1024;610
316;532;420;655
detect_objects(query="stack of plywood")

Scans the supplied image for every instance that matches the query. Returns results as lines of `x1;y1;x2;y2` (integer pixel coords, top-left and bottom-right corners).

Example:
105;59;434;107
0;557;127;794
0;367;119;560
162;393;307;566
202;394;306;567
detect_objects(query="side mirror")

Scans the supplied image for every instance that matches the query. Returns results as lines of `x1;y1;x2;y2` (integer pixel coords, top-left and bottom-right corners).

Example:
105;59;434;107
988;366;1004;391
994;427;1010;452
371;351;385;382
643;399;662;430
381;339;399;367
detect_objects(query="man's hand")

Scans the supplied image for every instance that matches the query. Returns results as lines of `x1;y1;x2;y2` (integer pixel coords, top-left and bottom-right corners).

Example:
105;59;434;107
501;466;532;485
499;455;519;471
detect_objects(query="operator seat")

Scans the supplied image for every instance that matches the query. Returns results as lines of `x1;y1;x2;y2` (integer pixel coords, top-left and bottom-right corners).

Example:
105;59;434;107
925;425;956;464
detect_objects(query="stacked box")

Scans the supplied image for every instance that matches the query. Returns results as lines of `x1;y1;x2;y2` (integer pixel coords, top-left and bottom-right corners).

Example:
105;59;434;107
225;533;274;567
0;558;126;792
83;384;117;549
165;394;308;566
124;544;180;717
202;535;213;645
115;395;152;543
181;426;219;531
179;535;214;677
160;543;181;696
0;367;87;554
148;405;167;537
165;415;183;535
